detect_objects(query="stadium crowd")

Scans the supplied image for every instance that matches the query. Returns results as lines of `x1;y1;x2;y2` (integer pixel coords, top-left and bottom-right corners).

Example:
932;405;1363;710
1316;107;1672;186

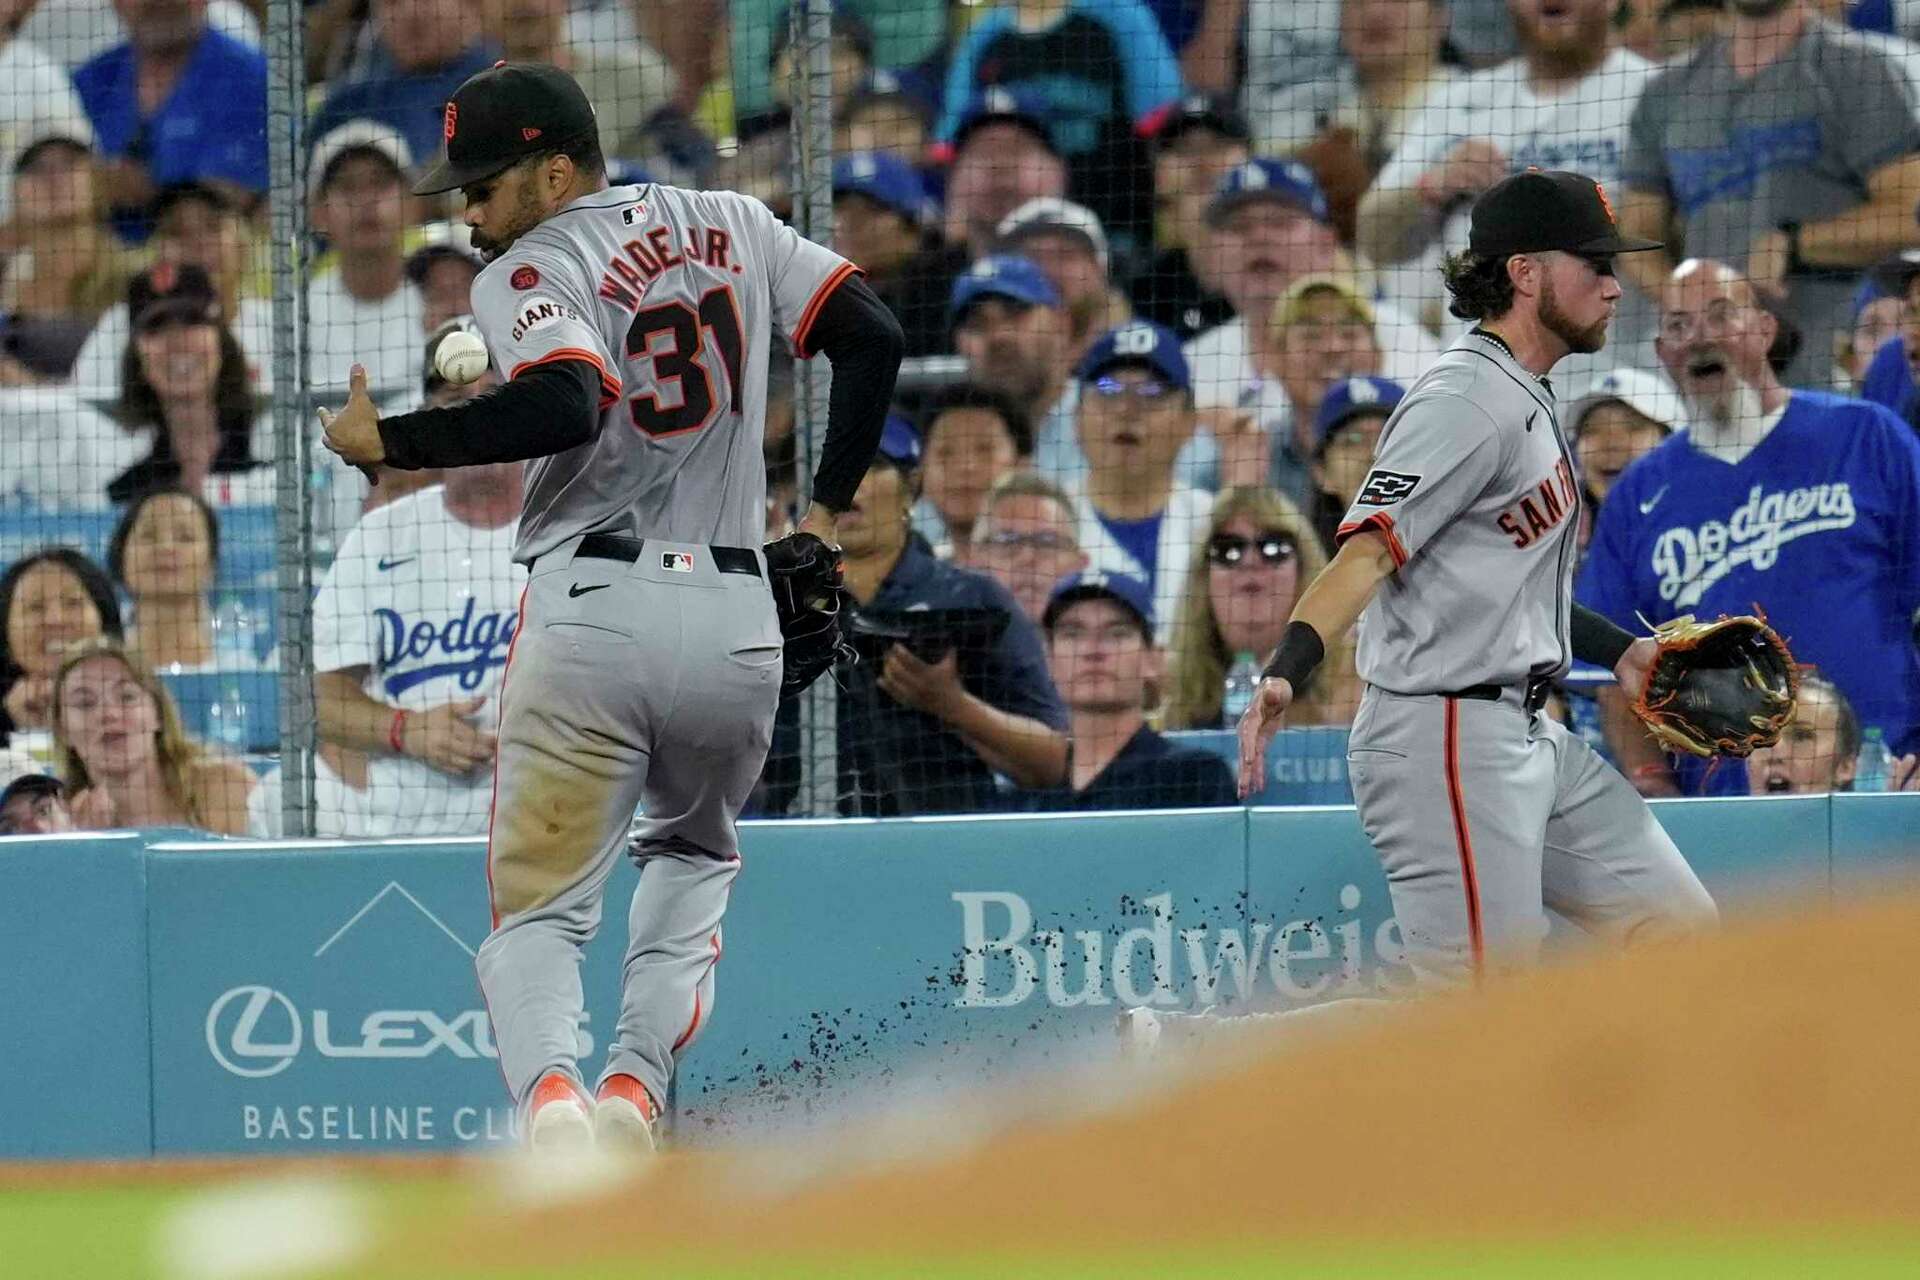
0;0;1917;837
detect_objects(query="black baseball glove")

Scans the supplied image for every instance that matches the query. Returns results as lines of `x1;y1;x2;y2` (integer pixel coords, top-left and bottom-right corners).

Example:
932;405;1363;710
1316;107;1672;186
1631;612;1799;758
763;531;855;701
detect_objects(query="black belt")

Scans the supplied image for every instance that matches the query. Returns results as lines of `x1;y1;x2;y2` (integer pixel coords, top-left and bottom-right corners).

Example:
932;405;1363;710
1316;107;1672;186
1447;675;1553;713
575;532;761;578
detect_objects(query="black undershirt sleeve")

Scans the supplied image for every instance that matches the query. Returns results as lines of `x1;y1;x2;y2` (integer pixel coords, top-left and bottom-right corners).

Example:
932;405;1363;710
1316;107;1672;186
1570;602;1637;673
798;273;904;513
377;358;602;471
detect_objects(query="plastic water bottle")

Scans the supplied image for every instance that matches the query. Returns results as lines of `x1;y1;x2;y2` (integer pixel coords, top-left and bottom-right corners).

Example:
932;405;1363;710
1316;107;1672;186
210;594;260;666
1223;652;1262;722
206;677;250;754
1855;727;1891;793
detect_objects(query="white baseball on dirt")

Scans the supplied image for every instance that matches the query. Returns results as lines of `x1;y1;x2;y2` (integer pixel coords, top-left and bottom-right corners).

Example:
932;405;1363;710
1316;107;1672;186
434;330;491;385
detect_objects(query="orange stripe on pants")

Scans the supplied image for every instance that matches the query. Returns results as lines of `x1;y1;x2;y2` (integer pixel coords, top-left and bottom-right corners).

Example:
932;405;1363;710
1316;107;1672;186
1442;697;1484;975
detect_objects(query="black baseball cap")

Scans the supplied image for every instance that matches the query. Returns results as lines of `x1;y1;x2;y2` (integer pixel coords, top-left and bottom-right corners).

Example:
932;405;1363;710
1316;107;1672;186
1468;170;1663;258
413;62;598;196
128;262;221;331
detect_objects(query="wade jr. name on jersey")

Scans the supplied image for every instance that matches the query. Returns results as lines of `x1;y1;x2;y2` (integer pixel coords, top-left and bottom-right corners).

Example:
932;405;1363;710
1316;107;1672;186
595;217;739;312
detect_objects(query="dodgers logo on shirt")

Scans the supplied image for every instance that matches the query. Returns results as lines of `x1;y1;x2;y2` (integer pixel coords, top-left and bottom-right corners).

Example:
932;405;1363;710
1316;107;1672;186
1651;482;1857;610
661;552;694;573
1355;470;1422;506
374;599;519;697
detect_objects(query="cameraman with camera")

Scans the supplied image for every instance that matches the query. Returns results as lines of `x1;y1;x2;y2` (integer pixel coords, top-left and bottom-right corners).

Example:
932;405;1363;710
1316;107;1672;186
834;417;1068;815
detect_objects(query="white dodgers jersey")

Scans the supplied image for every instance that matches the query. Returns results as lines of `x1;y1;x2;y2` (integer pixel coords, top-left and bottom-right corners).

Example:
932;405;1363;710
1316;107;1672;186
470;183;857;563
312;485;527;836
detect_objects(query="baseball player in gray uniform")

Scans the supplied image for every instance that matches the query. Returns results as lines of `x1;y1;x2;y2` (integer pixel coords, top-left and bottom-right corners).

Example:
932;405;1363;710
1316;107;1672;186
322;63;903;1149
1237;170;1716;987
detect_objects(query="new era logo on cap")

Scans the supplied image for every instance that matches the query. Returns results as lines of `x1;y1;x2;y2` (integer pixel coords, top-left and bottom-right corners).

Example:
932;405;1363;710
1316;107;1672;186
522;127;542;142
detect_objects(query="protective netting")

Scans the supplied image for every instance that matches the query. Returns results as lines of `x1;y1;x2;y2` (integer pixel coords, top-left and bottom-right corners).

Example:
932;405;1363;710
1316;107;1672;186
0;0;1914;838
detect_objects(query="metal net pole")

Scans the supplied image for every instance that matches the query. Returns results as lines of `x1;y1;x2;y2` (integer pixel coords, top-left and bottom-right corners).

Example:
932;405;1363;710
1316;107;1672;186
789;0;837;818
266;0;315;836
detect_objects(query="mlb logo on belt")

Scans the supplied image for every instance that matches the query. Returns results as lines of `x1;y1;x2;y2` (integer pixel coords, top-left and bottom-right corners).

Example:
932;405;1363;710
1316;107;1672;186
661;551;694;573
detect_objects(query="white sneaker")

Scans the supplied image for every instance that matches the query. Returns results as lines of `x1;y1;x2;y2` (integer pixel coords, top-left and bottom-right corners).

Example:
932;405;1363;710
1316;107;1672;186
525;1072;593;1152
592;1073;657;1155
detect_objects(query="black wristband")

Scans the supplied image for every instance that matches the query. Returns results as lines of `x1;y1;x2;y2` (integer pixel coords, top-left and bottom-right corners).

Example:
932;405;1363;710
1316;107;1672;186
1261;620;1325;690
1570;603;1635;672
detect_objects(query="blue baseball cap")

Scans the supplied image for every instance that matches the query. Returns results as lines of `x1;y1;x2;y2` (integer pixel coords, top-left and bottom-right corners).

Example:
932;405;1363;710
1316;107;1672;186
953;86;1057;154
1075;320;1190;392
832;150;932;224
1206;158;1329;228
1313;375;1405;451
949;253;1061;323
1043;570;1155;636
877;413;922;469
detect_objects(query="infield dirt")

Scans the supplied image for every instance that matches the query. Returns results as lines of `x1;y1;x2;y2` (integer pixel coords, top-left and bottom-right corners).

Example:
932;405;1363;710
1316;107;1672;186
372;886;1920;1272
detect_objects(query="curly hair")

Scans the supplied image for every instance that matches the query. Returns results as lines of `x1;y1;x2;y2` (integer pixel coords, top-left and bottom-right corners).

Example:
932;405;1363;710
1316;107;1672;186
1440;250;1517;321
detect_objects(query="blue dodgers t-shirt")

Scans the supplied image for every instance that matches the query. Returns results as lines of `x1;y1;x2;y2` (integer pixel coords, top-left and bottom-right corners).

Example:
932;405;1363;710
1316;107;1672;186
1095;508;1166;592
1578;391;1920;782
74;30;268;198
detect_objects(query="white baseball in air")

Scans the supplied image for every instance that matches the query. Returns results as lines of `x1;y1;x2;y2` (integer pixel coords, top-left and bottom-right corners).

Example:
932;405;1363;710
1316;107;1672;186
434;330;490;385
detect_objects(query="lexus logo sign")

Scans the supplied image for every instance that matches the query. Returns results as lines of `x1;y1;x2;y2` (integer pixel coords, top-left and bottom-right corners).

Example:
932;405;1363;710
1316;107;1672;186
205;985;302;1078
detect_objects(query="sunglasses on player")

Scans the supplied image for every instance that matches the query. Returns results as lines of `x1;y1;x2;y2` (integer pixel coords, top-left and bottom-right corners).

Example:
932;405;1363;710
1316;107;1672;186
1207;533;1297;569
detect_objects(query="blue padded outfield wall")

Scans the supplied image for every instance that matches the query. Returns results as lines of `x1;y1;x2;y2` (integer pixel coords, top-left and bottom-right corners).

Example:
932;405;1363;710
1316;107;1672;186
1;797;1914;1159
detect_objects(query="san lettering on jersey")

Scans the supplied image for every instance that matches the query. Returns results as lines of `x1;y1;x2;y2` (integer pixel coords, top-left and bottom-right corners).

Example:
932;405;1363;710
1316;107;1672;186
596;217;738;312
1496;458;1579;549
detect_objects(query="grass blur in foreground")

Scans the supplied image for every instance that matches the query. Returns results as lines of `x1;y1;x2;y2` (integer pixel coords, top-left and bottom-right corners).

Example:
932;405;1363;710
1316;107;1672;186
4;1182;1920;1280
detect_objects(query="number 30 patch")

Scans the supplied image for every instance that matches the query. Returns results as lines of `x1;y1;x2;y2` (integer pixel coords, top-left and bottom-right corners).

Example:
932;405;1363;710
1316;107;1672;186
1355;469;1421;506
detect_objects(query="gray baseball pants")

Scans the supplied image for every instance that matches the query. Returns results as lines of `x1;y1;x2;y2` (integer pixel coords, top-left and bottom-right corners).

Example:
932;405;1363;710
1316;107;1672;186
1348;684;1718;987
475;534;781;1118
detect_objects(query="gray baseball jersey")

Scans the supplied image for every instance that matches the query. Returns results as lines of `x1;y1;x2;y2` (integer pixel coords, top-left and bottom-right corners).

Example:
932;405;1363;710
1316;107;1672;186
1336;330;1581;695
1335;328;1715;985
472;183;851;1131
470;183;857;564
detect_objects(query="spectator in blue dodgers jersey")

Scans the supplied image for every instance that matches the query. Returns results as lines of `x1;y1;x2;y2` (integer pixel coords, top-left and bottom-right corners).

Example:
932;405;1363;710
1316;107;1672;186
1068;319;1214;647
1577;259;1920;797
1186;160;1440;454
1021;570;1237;812
939;90;1072;261
834;417;1069;815
831;150;958;359
1614;0;1920;388
308;0;496;187
932;0;1184;242
72;0;268;235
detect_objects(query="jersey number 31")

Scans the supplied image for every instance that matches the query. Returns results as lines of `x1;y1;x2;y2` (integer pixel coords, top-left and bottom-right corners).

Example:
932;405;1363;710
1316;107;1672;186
624;284;745;437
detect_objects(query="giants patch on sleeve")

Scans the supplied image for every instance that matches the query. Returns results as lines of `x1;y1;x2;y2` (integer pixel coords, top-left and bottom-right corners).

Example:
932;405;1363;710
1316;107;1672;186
509;297;584;342
1355;469;1422;506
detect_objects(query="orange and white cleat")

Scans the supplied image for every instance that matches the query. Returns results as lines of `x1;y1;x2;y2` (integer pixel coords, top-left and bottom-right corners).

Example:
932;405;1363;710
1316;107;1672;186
593;1073;658;1154
524;1071;593;1152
